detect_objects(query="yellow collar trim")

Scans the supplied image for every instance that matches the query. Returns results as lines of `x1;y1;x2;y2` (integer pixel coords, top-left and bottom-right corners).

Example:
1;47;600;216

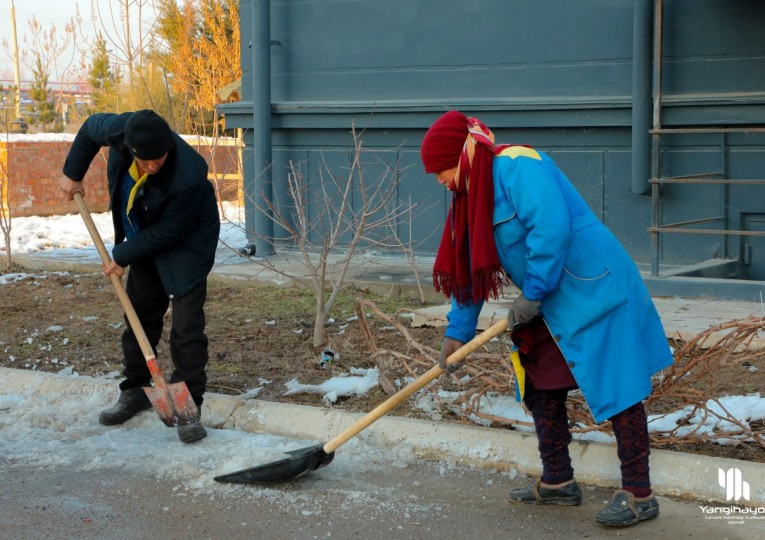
126;161;149;215
496;146;541;161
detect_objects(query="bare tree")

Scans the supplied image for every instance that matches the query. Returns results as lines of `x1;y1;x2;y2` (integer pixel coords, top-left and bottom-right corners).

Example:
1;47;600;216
90;0;157;88
2;11;78;85
17;15;79;127
236;124;417;348
371;195;438;304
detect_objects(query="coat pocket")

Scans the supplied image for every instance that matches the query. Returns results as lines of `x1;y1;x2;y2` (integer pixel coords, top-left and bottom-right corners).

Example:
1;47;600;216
543;235;628;338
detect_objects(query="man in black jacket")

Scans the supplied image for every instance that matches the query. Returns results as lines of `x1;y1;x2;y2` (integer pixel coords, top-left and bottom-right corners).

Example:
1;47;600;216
60;110;220;444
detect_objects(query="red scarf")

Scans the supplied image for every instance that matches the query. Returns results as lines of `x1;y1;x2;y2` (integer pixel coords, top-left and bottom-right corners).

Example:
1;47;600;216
422;113;506;304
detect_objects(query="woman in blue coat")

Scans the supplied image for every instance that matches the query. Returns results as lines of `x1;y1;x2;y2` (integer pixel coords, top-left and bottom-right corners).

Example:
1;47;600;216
420;111;673;527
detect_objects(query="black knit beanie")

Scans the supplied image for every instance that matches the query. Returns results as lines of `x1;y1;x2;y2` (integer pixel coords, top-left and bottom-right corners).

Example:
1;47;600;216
124;109;174;160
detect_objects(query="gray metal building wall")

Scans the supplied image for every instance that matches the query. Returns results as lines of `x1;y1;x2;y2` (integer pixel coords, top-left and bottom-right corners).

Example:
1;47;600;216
220;0;765;299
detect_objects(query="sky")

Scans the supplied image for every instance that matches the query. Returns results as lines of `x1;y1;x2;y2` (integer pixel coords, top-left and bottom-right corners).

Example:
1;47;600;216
1;171;764;495
0;0;156;82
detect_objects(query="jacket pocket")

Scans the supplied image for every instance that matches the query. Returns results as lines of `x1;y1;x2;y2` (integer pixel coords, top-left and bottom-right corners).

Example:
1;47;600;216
543;235;628;338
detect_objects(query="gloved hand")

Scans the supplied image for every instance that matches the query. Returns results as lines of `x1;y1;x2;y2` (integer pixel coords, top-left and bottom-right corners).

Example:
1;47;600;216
507;293;541;328
437;337;466;373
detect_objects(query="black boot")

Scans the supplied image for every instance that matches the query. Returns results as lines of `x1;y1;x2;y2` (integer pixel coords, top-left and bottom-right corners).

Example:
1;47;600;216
99;387;153;425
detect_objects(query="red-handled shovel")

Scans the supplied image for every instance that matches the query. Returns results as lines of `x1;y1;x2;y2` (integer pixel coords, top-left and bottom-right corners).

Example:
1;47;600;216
73;192;199;427
214;319;508;484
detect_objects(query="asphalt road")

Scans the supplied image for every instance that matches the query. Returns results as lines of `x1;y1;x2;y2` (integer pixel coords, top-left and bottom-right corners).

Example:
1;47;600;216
2;457;761;540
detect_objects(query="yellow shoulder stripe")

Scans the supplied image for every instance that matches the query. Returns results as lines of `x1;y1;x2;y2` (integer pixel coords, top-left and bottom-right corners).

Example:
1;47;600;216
496;146;541;161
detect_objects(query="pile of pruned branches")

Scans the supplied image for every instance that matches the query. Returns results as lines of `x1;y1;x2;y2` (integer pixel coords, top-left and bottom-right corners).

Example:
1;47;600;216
645;317;765;450
355;298;765;450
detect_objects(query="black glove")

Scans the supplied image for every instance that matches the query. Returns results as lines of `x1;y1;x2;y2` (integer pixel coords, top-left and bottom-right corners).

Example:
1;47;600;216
437;337;466;374
507;293;541;329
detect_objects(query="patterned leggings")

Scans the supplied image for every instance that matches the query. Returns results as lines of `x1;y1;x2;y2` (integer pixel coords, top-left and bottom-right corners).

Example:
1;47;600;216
523;382;652;496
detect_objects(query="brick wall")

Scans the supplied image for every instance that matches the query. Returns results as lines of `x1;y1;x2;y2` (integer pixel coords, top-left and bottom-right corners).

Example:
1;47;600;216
1;136;241;218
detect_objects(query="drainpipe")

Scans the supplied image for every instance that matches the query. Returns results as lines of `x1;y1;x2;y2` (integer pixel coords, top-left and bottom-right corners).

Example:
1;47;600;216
631;0;653;195
251;0;274;255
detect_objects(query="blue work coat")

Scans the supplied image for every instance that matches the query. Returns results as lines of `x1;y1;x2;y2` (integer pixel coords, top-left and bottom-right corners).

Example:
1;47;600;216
445;146;674;423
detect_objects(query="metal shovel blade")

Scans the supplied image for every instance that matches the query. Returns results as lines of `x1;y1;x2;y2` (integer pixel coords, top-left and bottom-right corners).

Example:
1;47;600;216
144;383;200;428
214;444;335;484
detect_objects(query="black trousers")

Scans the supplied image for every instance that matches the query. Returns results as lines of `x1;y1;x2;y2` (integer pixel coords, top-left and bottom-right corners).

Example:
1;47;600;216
117;258;209;406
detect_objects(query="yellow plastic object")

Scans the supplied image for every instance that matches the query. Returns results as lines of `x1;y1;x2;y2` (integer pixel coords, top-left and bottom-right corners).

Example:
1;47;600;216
510;348;525;401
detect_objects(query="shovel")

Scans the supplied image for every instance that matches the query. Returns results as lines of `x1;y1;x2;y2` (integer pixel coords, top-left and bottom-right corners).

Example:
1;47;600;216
73;192;199;427
214;318;508;484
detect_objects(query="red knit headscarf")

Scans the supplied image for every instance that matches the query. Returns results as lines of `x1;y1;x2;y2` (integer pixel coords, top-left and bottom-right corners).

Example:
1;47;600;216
420;111;506;304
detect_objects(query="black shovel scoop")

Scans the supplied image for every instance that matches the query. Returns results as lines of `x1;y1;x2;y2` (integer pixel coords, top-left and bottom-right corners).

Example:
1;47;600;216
214;319;508;484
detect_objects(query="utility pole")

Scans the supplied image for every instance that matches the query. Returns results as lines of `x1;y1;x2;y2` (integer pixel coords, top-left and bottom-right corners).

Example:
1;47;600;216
10;0;22;119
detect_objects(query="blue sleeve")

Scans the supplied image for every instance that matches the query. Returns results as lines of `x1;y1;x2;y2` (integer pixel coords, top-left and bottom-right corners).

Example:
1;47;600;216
498;156;571;301
444;296;483;343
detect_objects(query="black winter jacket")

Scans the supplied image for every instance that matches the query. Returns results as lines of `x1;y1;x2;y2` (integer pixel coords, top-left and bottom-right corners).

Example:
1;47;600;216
62;112;220;298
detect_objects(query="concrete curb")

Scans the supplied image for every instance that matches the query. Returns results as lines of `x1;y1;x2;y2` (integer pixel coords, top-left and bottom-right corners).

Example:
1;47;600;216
3;366;763;506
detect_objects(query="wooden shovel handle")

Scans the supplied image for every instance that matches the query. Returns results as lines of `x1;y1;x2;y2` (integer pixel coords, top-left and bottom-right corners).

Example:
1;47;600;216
323;318;508;453
73;193;157;368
